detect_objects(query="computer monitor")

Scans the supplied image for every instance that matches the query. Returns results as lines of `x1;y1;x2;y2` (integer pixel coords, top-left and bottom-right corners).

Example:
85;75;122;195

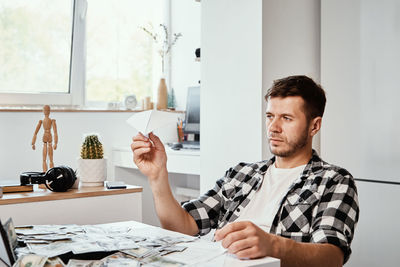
184;86;200;135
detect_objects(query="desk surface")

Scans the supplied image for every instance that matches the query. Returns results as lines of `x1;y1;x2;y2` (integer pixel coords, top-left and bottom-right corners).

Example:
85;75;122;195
0;185;142;205
113;221;279;266
12;220;279;267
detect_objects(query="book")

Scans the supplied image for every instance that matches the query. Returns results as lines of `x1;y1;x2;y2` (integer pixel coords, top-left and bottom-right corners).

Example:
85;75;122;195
1;184;33;193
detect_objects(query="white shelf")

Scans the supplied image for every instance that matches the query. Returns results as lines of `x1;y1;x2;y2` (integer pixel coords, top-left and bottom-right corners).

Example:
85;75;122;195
112;146;200;175
176;186;200;198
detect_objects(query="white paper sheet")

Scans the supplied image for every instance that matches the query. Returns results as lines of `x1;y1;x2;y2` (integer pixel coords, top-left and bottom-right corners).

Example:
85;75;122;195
126;110;178;136
163;239;226;266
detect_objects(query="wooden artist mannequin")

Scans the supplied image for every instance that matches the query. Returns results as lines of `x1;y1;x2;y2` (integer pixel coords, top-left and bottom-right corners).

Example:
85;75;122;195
31;105;58;172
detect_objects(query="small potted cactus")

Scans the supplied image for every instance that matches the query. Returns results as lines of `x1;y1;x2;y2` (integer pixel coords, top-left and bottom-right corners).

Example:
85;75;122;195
77;134;107;187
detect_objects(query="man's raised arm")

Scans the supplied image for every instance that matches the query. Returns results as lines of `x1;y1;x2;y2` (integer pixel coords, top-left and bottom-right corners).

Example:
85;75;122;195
131;132;198;235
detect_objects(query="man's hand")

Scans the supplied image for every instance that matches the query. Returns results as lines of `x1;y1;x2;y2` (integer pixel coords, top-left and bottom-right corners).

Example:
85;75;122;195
215;221;344;267
131;132;167;182
214;221;278;259
53;144;57;150
32;144;36;150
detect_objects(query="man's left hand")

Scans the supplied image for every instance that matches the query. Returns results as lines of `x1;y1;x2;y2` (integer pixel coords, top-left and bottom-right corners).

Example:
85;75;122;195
214;221;278;259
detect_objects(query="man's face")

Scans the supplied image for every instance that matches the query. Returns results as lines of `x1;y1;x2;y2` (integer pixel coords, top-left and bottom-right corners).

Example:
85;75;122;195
266;96;311;158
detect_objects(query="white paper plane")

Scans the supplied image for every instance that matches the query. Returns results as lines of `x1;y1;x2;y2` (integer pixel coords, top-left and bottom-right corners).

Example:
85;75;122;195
126;110;178;136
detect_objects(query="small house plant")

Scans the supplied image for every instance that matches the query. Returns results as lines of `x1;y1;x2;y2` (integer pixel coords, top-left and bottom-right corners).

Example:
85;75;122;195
77;134;107;187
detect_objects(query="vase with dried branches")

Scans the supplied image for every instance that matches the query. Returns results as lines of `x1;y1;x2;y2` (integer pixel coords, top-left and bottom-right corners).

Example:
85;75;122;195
141;24;182;110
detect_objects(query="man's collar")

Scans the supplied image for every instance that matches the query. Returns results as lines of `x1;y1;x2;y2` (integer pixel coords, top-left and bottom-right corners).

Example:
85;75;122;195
252;149;324;175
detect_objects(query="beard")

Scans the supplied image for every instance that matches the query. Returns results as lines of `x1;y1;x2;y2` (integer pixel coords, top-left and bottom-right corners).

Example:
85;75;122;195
268;128;309;158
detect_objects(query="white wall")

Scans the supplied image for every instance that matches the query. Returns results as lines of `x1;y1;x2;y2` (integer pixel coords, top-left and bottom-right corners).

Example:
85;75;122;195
200;0;321;193
200;0;263;192
262;0;321;159
321;1;400;266
321;0;400;182
170;0;201;110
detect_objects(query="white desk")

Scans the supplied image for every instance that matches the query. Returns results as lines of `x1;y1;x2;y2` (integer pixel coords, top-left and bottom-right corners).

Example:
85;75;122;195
126;220;280;266
62;220;280;267
112;146;200;175
0;185;142;225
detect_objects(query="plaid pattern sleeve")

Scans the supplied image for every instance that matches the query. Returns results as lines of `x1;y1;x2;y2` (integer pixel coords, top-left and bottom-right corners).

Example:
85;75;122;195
310;169;359;263
182;167;234;235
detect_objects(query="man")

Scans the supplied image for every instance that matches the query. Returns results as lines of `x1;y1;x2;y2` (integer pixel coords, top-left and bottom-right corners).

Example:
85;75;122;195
131;75;359;267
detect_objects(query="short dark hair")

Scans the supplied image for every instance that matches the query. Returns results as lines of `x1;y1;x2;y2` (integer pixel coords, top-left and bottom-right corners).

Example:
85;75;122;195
265;75;326;120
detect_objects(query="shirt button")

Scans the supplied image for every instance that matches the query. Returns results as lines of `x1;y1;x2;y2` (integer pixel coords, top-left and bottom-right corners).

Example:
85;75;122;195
237;208;240;212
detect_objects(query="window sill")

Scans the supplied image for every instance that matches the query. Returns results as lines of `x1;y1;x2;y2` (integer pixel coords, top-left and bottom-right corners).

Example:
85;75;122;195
0;106;184;113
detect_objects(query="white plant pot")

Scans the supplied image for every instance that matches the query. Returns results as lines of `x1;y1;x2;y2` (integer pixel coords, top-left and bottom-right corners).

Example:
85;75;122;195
77;158;107;187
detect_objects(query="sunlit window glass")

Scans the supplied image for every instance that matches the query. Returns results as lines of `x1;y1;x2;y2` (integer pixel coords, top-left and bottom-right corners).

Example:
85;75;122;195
86;0;162;103
0;0;72;94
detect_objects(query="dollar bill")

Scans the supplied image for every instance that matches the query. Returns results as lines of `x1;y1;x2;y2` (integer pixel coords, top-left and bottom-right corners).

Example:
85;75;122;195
13;254;48;267
24;240;51;245
71;242;105;254
30;241;73;258
66;259;101;267
124;236;146;243
160;246;187;253
44;257;65;267
14;225;34;229
4;218;18;248
122;247;154;258
158;236;197;245
101;257;139;267
14;246;31;258
142;256;184;267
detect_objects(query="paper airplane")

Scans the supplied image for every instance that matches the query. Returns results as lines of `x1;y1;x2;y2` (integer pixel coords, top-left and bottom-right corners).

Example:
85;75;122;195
126;110;178;135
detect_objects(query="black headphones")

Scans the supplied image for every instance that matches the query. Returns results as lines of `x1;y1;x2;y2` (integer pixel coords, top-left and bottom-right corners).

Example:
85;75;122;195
20;166;77;192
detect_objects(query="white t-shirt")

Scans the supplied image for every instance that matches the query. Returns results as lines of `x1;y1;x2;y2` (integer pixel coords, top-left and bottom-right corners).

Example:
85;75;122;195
236;163;306;232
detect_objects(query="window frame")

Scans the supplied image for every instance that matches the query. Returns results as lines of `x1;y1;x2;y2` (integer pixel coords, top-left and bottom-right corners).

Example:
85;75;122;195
0;0;170;107
0;0;85;106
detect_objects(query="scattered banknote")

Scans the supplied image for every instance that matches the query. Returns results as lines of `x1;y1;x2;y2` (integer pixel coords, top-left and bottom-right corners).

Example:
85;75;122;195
4;218;18;248
142;255;184;267
24;240;51;244
16;225;83;236
101;258;139;267
14;225;34;229
157;236;196;245
13;223;197;267
100;252;140;267
12;254;48;267
30;241;73;258
44;257;65;267
66;259;101;267
22;234;73;243
161;246;187;253
71;241;105;254
122;246;155;258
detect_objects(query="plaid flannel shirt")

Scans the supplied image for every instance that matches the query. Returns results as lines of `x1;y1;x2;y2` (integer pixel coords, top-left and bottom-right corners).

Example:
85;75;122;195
182;150;359;263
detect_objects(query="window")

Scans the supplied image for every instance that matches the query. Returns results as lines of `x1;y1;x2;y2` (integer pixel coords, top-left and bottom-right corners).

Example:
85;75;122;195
0;0;74;105
0;0;163;106
86;0;162;106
